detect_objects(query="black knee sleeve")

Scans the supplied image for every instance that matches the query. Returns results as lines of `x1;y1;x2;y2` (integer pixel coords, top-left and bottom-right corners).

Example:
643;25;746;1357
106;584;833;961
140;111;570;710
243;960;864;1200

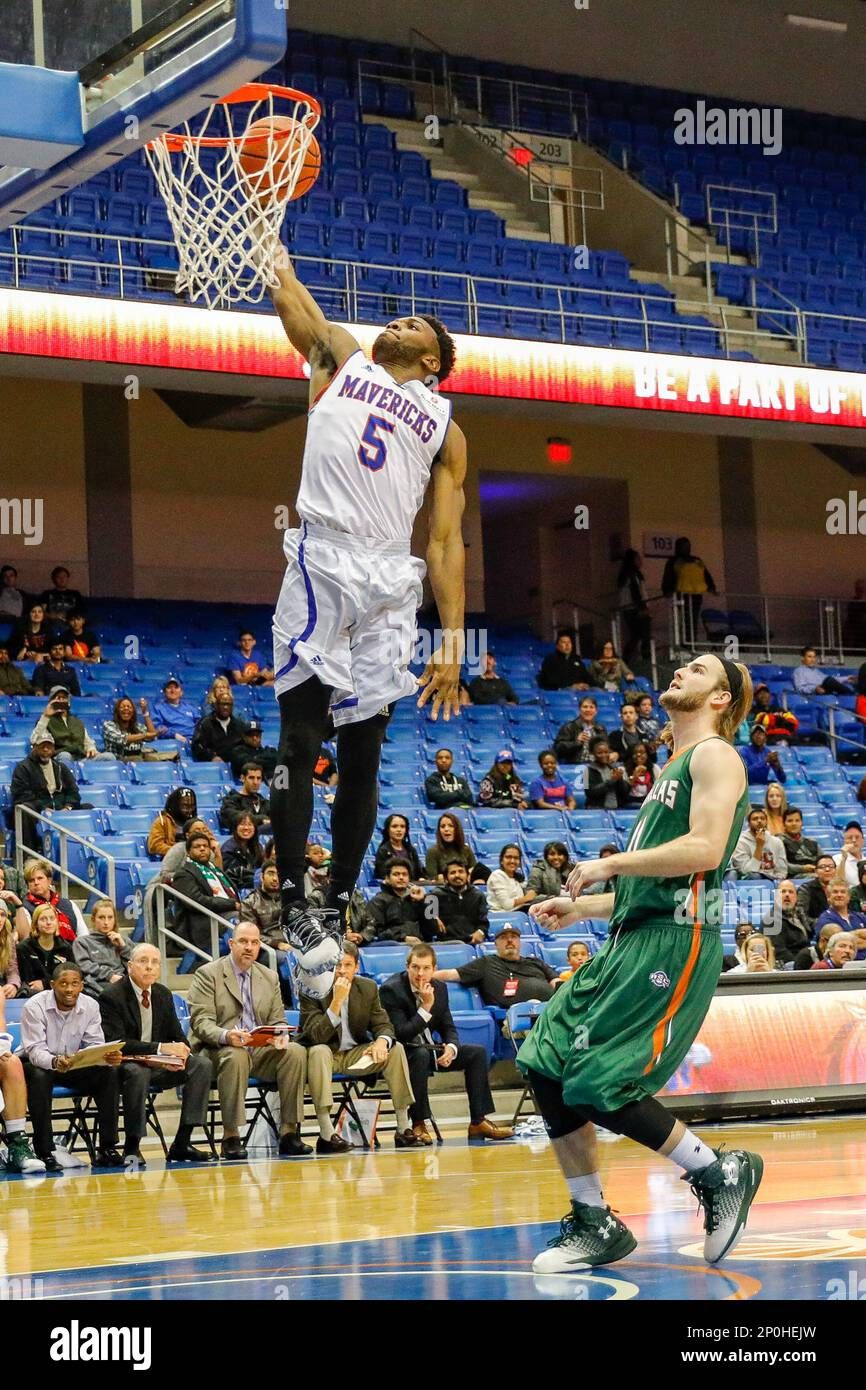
588;1096;676;1150
526;1069;593;1140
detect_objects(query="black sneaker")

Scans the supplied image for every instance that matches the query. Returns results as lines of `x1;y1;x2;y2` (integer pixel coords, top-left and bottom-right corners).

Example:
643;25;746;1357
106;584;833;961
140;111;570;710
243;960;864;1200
532;1203;638;1273
93;1148;125;1169
685;1147;764;1264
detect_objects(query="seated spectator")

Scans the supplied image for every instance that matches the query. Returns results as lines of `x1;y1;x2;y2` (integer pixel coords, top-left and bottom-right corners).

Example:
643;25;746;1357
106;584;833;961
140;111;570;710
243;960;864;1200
304;842;331;907
764;781;788;836
760;880;811;966
373;813;423;881
62;611;101;664
0;564;25;626
529;750;577;810
590;639;635;692
750;685;798;743
312;744;338;793
0;988;44;1172
625;742;657;803
0;861;27;905
732;807;788;881
850;858;866;913
10;731;81;851
553;698;607;765
100;943;213;1165
220;813;265;895
722;922;752;972
608;702;650;764
426;860;489;943
367;861;428;944
379;943;513;1145
31;641;81;697
147;787;199;859
202;675;232;713
17;903;74;991
103;695;175;761
815;882;866;937
634;694;661;751
537;630;594;691
424;812;481;883
477;749;529;809
857;771;866;805
582;843;620;896
487;844;536;911
187;923;310;1159
780;808;820;877
219;761;271;833
229;720;279;783
434;923;557;1007
0;640;34;695
467;652;518;706
228;629;274;687
151;676;198;744
739;725;787;785
527;840;573;901
727;932;777;974
11;601;58;663
32;688;106;763
0;896;23;998
41;567;84;627
797;854;837;931
239;857;282;944
793;646;855;697
553;940;591;986
832;821;864;889
793;920;838;971
21;860;85;939
810;930;858;970
424;747;474;809
20;961;123;1170
584;739;632;811
191;692;248;764
170;829;240;954
73;899;131;999
301;942;417;1151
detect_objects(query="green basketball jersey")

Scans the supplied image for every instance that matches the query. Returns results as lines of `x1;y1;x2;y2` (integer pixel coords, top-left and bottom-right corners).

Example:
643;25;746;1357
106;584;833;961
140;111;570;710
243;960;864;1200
607;735;748;933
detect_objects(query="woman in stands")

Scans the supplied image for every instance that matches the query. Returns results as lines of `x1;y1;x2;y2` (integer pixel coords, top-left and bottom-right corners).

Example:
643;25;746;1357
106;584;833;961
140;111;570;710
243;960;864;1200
624;742;657;803
0;863;30;940
424;812;484;883
22;860;85;939
763;780;788;836
477;751;529;809
220;812;264;894
0;897;23;998
727;931;777;974
850;858;866;913
527;840;574;902
202;675;232;713
16;903;74;991
12;601;55;663
373;813;423;882
590;639;635;693
487;844;536;912
148;787;199;859
721;922;752;973
102;696;176;761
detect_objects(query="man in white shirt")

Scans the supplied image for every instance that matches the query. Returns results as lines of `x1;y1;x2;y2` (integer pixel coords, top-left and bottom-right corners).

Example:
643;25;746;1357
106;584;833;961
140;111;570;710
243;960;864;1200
832;822;864;889
792;647;854;697
20;961;123;1170
731;807;788;881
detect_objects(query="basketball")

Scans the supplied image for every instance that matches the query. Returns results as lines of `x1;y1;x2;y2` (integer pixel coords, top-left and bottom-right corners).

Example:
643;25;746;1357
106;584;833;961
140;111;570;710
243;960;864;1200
238;116;321;203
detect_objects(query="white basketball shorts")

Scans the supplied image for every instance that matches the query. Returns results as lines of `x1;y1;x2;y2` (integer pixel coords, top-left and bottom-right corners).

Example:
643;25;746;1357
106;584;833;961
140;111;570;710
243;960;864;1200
272;521;426;727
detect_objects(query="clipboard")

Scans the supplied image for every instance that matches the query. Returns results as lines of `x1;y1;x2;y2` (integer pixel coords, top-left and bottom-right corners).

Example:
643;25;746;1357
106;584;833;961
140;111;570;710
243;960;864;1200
66;1040;124;1070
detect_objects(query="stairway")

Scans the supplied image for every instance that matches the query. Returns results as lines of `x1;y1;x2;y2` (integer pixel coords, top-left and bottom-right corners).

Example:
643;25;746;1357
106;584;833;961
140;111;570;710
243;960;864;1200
629;267;802;365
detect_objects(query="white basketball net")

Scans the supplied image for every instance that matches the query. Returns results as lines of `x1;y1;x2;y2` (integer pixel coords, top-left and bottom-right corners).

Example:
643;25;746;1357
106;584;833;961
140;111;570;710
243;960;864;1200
145;84;321;309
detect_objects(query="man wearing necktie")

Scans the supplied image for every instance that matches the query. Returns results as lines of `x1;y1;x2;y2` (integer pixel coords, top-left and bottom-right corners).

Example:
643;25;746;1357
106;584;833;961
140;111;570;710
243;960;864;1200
187;922;311;1160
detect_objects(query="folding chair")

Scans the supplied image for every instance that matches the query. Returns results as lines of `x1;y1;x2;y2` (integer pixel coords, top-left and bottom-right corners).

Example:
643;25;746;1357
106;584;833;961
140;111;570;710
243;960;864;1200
332;1070;443;1148
504;1000;548;1126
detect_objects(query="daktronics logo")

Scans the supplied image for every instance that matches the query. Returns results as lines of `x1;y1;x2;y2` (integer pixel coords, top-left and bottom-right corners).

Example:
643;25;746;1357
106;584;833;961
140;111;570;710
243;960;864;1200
769;1096;817;1105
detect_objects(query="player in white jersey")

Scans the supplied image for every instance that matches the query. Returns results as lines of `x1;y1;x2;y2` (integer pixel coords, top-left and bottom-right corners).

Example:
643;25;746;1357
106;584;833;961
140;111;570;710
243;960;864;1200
266;252;467;1001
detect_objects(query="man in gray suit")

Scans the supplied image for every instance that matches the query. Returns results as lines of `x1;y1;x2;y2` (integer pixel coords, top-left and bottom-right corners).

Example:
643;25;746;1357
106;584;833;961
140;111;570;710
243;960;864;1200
187;922;311;1160
300;942;419;1151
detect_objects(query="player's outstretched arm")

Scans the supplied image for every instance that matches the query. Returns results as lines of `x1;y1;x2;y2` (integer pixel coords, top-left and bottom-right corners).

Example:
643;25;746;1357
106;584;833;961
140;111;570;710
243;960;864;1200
566;738;746;895
530;893;616;931
271;258;360;390
417;422;467;723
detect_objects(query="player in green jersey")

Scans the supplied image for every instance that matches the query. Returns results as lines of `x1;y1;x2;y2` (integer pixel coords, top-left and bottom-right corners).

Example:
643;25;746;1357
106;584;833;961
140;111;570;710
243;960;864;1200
518;654;764;1272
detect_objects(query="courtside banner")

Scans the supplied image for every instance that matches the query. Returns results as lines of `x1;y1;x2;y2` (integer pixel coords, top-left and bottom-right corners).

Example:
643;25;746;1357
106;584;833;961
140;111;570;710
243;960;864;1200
3;286;866;426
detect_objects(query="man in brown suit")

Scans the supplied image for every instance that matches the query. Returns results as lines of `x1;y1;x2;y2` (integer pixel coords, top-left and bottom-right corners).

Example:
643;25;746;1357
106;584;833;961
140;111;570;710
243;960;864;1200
300;942;419;1151
187;922;311;1160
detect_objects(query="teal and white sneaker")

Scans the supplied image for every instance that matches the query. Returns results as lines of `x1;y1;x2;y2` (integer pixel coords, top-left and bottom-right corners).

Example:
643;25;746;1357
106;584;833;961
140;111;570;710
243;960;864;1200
532;1203;638;1273
5;1134;46;1175
685;1147;764;1264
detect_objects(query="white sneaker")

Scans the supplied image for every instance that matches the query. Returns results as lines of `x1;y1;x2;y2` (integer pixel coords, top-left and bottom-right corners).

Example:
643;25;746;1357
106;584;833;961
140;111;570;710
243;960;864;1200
685;1148;764;1264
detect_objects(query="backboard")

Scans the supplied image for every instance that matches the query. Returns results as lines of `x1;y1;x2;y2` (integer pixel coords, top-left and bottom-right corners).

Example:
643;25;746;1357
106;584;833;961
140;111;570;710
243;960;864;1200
0;1;288;229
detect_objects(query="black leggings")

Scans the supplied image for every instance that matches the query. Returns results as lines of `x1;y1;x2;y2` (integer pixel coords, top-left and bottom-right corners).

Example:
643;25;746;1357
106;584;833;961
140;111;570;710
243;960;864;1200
270;677;388;917
527;1069;676;1150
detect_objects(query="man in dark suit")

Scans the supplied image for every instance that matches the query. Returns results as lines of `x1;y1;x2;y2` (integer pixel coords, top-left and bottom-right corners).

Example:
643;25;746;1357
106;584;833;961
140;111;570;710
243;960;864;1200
99;943;212;1165
380;942;513;1145
170;829;240;953
300;942;418;1152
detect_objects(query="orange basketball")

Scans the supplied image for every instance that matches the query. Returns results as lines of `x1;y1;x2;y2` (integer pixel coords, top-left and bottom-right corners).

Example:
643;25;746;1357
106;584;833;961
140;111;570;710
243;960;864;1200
238;116;321;203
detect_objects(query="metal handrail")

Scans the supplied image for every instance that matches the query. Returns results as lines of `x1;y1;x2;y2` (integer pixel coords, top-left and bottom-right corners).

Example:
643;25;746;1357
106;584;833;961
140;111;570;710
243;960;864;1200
13;803;117;902
150;879;277;986
825;707;866;761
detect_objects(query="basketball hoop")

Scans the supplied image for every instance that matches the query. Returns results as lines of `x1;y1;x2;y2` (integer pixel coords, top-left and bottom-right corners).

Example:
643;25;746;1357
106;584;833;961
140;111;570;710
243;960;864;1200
145;83;322;309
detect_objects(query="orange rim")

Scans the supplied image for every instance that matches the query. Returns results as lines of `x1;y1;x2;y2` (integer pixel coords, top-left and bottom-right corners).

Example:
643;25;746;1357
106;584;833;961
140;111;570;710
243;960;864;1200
149;83;321;152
